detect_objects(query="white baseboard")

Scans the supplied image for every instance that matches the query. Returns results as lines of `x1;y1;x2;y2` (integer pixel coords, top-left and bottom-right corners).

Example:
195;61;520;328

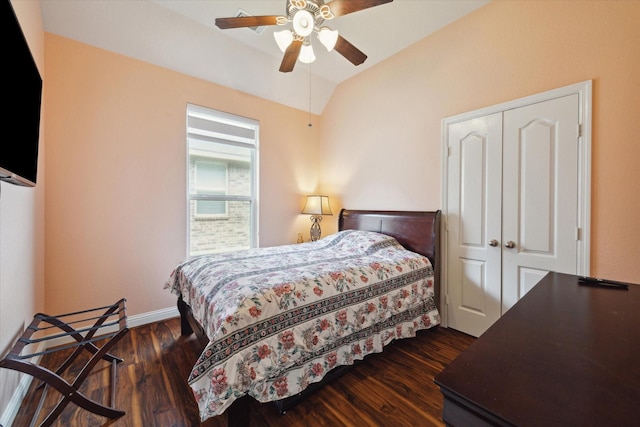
0;305;179;426
128;305;179;329
0;345;44;427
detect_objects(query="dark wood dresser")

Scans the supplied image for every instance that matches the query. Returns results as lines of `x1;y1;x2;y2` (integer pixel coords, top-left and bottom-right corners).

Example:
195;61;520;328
434;272;640;426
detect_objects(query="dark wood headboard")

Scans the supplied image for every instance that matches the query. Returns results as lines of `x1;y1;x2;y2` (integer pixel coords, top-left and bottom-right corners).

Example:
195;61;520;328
338;209;442;310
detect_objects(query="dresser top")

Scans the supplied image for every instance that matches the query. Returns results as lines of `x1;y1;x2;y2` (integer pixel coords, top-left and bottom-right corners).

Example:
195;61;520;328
435;272;640;426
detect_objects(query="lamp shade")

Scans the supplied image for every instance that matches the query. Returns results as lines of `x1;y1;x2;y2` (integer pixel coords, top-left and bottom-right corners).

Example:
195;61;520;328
274;30;294;52
302;195;332;216
317;27;338;51
299;43;316;64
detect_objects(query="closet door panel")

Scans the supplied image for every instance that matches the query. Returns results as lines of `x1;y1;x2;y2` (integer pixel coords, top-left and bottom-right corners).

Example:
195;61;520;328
446;113;502;337
520;121;553;253
502;94;580;312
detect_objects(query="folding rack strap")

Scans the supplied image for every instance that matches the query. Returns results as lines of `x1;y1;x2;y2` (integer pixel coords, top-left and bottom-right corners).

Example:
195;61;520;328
0;299;129;426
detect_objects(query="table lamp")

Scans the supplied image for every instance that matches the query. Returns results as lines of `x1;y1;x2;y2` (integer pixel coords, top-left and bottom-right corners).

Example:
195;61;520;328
302;195;332;241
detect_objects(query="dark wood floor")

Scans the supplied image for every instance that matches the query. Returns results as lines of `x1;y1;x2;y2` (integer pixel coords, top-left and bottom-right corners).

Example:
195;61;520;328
12;317;475;427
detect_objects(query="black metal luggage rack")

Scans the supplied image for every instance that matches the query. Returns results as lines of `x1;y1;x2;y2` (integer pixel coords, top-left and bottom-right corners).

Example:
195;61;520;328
0;298;129;427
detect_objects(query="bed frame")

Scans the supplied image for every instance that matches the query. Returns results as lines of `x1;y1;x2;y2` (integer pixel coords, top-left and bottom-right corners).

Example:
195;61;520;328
176;209;442;425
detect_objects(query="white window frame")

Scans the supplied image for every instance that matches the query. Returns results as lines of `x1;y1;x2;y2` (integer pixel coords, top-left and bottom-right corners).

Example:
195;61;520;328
187;104;259;256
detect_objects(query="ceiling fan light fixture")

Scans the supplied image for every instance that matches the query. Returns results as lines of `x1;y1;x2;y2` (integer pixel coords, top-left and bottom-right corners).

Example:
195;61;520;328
215;0;394;73
299;43;316;63
317;27;338;51
274;29;294;52
292;9;314;37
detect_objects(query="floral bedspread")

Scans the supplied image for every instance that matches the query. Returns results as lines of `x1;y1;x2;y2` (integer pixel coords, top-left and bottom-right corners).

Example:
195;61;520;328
164;230;440;421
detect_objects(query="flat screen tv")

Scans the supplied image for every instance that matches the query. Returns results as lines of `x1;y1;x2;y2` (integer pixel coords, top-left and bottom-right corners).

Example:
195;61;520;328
0;0;43;187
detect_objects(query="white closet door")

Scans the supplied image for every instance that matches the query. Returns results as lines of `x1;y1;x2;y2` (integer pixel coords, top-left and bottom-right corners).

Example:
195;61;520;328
446;113;503;337
445;93;581;337
501;94;580;312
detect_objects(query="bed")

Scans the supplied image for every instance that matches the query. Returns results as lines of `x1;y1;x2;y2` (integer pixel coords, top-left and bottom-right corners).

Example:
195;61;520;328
164;209;442;424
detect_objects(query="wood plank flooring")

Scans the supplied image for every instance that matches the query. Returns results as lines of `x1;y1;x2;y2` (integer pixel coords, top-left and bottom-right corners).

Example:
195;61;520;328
11;317;475;427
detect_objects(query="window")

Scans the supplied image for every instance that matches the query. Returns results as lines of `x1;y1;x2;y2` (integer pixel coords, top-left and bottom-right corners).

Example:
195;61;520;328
187;104;258;256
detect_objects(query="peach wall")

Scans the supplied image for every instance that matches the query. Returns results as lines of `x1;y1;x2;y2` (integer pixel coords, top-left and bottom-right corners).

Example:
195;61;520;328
44;34;320;317
320;0;640;282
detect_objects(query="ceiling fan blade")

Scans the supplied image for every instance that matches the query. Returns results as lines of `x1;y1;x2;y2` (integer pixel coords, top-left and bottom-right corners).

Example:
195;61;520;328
215;15;283;29
334;35;367;66
326;0;393;18
279;39;303;73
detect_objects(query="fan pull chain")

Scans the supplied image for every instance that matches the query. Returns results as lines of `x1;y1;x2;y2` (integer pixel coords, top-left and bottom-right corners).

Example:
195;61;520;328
308;63;313;128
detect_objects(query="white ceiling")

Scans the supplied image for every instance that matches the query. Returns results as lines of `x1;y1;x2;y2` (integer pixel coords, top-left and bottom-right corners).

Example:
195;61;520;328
40;0;488;114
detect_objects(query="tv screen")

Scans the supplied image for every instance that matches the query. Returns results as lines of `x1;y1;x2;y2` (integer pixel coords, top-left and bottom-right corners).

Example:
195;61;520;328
0;0;43;187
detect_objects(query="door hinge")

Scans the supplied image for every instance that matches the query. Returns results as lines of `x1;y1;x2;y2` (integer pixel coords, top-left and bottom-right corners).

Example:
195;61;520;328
445;294;450;305
576;227;581;241
577;124;582;138
448;146;452;157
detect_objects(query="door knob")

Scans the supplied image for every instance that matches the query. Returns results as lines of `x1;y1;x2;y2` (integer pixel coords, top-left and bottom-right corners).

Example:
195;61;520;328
488;239;499;247
505;240;516;249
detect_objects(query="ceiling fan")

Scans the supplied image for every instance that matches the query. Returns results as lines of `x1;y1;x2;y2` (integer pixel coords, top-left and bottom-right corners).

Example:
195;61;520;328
215;0;394;73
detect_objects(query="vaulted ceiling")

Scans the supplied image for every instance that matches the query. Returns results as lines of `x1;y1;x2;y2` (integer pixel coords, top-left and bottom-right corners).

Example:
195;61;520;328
41;0;488;114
